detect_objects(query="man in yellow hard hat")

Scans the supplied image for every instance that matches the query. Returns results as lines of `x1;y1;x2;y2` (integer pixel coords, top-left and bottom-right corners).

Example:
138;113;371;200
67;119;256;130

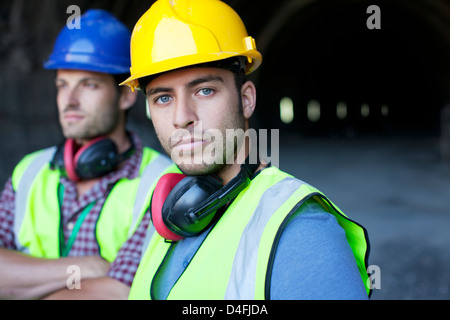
123;0;371;299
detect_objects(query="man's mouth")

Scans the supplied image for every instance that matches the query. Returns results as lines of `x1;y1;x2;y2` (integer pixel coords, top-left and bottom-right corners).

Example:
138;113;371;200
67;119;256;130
63;112;84;122
172;136;206;153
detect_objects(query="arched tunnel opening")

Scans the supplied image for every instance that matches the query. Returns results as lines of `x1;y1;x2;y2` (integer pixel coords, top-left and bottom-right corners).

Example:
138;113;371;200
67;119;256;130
252;0;450;139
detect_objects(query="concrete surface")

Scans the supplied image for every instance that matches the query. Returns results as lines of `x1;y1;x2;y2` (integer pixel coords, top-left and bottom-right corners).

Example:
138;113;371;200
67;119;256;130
277;134;450;300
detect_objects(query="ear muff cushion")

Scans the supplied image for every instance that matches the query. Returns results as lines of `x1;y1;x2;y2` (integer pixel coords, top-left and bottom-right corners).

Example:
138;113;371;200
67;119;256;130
74;137;118;179
64;139;79;181
73;136;109;165
151;173;186;241
162;175;223;237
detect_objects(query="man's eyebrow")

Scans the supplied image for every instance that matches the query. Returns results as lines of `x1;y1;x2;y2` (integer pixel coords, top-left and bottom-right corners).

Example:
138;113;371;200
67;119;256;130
146;76;224;97
55;77;105;83
187;75;224;88
146;87;174;97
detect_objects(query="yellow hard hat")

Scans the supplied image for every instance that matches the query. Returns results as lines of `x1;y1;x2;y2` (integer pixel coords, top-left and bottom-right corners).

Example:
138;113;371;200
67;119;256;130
121;0;262;90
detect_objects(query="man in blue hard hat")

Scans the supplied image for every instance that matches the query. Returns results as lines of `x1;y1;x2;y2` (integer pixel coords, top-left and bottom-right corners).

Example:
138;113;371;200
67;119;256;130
0;9;176;299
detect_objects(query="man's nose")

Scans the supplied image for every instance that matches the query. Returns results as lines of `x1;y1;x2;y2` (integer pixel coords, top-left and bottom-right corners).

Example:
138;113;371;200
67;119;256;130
62;86;81;110
172;97;198;129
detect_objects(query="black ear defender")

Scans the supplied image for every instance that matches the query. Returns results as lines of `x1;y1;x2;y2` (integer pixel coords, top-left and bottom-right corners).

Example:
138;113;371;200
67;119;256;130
151;159;260;241
51;136;135;181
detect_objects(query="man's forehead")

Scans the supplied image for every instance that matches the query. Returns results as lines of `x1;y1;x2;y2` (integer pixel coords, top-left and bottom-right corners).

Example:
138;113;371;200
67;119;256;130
145;67;233;92
56;69;111;81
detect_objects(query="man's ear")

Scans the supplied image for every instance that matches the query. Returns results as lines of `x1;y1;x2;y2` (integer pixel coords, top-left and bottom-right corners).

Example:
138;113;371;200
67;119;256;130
241;80;256;120
119;86;138;111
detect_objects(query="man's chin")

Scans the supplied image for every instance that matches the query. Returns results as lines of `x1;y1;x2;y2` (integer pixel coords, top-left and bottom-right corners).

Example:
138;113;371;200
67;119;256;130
176;162;225;177
62;128;101;142
62;128;86;140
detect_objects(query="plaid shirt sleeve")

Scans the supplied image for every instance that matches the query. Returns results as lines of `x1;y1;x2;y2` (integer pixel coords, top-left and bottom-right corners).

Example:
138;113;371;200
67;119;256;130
107;209;151;287
0;177;17;249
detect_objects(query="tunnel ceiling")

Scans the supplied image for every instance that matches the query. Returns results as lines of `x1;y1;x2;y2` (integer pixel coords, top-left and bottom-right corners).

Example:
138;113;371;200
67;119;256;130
227;0;450;137
9;0;449;138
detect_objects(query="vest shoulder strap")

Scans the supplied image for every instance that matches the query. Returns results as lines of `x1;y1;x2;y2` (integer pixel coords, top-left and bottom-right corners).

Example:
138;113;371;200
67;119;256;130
129;152;175;237
13;147;57;252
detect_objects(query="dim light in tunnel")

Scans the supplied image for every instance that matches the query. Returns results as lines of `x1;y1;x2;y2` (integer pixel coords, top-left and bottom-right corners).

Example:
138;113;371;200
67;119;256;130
280;97;294;124
337;101;348;120
361;103;370;118
307;99;321;122
381;104;389;117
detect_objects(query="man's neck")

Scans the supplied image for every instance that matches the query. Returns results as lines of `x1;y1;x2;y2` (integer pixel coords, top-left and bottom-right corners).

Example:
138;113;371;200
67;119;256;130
216;144;266;185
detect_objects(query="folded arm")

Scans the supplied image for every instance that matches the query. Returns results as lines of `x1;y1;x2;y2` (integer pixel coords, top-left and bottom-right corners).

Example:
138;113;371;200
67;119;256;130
43;276;130;300
0;248;109;300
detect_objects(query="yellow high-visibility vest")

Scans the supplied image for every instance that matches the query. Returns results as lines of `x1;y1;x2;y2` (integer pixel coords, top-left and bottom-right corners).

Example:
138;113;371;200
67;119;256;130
129;166;371;299
11;146;178;262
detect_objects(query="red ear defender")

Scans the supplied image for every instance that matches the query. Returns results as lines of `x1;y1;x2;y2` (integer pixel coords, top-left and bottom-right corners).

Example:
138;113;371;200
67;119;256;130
63;139;80;182
151;161;258;241
63;137;113;182
151;173;187;241
73;136;110;167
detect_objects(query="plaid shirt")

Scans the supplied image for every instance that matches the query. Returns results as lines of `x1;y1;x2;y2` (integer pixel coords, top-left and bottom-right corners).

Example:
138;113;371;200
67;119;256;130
0;132;149;285
107;209;151;286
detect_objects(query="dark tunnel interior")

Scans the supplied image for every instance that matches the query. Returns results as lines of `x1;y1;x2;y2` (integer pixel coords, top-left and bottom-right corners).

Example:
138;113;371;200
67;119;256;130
252;0;449;138
0;0;449;185
0;0;449;300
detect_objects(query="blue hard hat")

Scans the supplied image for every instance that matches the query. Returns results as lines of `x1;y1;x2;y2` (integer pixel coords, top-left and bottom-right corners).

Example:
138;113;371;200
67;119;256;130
44;9;131;74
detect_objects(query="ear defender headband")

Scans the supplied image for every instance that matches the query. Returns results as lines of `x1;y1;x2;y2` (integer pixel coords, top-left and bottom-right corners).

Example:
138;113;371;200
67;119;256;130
52;136;135;181
151;160;260;241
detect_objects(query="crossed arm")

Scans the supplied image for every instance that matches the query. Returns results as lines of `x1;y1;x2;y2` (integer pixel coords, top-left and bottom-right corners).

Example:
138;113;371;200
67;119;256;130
0;248;110;300
42;276;130;300
0;177;131;300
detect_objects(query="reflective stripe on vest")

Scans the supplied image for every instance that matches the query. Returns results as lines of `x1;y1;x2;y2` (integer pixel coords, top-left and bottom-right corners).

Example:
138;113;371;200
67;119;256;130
129;167;370;299
224;177;305;299
129;154;174;238
14;147;56;253
12;147;176;260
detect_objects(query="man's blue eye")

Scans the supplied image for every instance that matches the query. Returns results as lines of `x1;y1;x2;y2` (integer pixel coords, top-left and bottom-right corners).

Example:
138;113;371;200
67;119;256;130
199;88;213;96
157;95;171;103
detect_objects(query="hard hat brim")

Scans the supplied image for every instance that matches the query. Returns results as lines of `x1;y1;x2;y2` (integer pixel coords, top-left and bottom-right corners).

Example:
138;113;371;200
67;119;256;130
44;53;131;75
120;50;262;90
